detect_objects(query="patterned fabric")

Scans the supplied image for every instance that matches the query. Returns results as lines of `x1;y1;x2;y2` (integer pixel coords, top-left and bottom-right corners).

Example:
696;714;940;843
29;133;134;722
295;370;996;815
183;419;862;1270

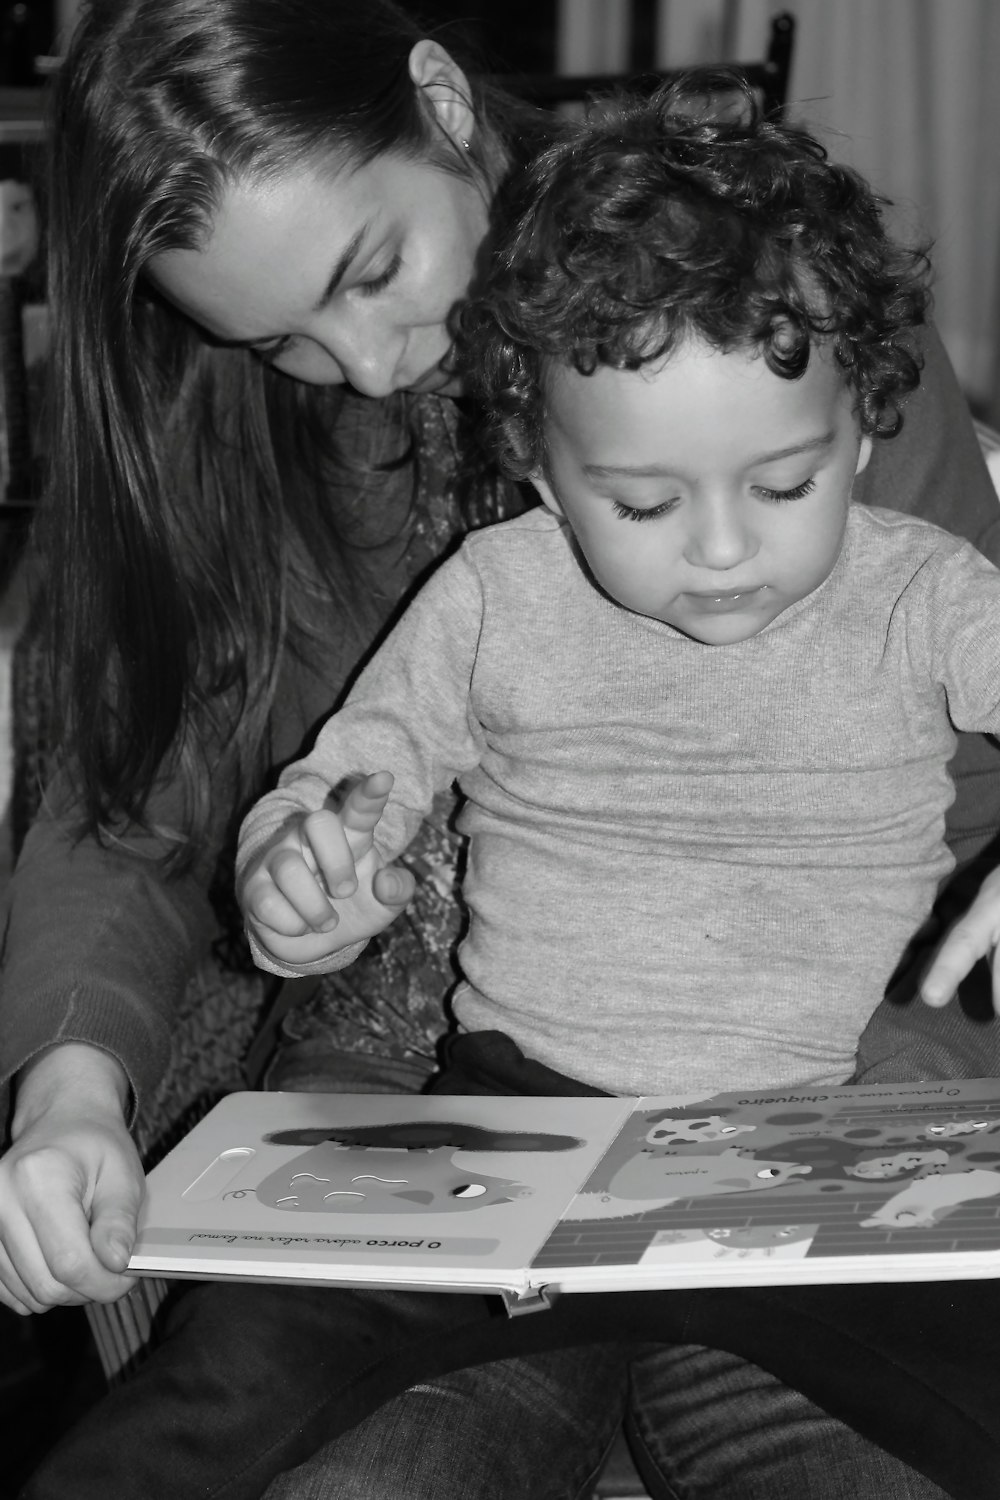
279;791;465;1068
279;396;499;1071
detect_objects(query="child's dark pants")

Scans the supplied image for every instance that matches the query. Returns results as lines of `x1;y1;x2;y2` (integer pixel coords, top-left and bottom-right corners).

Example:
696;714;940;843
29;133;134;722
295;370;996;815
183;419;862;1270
21;1031;1000;1500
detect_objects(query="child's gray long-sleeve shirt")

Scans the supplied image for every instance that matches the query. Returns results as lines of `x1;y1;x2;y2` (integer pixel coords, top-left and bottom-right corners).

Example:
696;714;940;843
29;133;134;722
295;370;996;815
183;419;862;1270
238;504;1000;1098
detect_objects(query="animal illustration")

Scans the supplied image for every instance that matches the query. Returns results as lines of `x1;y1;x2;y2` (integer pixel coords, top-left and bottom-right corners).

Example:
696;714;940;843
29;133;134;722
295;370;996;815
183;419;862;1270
924;1119;998;1140
566;1148;813;1220
643;1113;757;1149
845;1148;950;1180
255;1143;533;1214
252;1118;581;1215
645;1223;817;1258
705;1222;815;1248
860;1168;1000;1229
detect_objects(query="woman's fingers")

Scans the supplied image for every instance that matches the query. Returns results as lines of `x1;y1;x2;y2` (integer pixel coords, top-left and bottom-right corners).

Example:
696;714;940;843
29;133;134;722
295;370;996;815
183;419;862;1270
0;1123;143;1311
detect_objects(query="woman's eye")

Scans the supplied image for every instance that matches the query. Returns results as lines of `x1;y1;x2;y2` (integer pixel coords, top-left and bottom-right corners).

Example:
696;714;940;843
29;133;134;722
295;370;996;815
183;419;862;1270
612;499;677;523
358;254;402;297
756;478;816;503
255;335;295;367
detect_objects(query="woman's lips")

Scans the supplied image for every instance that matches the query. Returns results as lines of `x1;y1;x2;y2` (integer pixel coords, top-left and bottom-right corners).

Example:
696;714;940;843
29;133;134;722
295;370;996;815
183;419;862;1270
405;342;460;395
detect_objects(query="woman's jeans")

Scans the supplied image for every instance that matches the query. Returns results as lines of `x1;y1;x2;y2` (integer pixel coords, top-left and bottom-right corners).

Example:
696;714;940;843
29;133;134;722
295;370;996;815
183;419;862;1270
263;1342;951;1500
21;1031;995;1500
21;1275;970;1500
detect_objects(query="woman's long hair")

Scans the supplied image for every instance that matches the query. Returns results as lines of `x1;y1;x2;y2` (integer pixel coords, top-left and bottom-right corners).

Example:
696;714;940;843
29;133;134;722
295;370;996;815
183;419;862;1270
41;0;538;866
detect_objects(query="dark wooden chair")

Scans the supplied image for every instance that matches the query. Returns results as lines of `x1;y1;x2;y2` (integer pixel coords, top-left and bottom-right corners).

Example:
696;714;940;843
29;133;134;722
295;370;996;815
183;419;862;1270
495;10;794;116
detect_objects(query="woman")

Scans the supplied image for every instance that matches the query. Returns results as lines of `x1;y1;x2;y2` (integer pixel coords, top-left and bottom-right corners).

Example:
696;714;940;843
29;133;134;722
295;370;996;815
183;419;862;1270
1;3;996;1497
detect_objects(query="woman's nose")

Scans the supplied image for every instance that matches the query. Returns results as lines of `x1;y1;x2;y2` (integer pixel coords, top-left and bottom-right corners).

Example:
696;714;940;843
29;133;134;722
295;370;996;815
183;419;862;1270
342;353;402;398
323;315;405;398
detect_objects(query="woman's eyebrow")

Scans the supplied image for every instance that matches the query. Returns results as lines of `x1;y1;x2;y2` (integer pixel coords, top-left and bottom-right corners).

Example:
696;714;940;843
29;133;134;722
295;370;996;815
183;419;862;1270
206;227;371;350
311;226;368;312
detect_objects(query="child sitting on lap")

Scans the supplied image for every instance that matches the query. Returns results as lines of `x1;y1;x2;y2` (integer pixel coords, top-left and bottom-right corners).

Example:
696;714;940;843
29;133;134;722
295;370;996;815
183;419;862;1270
237;72;1000;1099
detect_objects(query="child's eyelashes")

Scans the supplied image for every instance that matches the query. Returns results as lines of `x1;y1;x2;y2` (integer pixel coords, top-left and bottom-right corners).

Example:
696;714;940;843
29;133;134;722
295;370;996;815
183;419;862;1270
612;499;678;523
756;478;816;503
610;478;814;522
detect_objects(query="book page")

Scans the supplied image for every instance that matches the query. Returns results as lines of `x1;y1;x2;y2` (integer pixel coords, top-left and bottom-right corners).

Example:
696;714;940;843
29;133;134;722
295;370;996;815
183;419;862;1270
133;1091;633;1290
532;1078;1000;1284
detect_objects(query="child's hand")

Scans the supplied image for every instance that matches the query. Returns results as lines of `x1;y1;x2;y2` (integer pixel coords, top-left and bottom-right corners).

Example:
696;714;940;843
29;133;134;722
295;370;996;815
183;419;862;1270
919;865;1000;1013
240;771;415;968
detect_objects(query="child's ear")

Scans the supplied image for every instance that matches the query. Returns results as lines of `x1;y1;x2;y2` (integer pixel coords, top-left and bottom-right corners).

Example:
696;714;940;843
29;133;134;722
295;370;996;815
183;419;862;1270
530;472;565;517
409;40;475;151
855;433;874;476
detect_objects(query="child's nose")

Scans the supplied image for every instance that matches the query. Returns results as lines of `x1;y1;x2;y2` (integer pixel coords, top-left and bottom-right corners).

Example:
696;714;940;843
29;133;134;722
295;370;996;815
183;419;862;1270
686;495;757;571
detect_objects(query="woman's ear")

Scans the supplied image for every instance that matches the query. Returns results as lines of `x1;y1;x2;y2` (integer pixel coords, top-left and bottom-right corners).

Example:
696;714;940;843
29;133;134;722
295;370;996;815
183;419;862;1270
855;433;874;476
409;39;476;151
530;471;564;517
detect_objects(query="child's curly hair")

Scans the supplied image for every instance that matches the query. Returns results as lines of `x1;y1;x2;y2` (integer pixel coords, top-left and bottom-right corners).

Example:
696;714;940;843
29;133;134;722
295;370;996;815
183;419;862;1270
461;69;931;480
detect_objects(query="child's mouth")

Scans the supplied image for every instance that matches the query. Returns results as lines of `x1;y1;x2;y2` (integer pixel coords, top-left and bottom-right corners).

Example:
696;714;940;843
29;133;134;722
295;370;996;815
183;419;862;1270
687;586;764;612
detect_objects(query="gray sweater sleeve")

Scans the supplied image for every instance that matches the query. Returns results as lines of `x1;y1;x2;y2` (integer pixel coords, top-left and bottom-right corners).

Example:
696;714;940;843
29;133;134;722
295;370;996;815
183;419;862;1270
921;538;1000;732
237;544;488;977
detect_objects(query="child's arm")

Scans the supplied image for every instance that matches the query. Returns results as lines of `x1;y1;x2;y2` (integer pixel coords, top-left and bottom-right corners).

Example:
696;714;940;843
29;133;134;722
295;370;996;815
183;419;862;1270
239;771;415;971
238;539;489;974
920;867;1000;1013
916;540;1000;1016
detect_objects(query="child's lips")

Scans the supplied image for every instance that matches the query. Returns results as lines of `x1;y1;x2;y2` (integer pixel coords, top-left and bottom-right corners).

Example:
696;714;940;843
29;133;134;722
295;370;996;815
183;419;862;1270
685;586;766;612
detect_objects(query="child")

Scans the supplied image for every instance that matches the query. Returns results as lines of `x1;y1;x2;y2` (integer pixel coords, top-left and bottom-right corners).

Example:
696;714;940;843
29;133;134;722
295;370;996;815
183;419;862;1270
232;78;1000;1496
237;73;1000;1105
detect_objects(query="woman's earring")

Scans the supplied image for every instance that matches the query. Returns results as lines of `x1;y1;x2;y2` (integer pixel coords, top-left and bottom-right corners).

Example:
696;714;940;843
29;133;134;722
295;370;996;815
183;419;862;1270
460;137;471;151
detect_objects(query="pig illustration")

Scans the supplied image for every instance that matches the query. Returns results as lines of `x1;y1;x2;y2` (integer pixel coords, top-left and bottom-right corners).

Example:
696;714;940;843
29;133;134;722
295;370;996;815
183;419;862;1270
255;1141;533;1214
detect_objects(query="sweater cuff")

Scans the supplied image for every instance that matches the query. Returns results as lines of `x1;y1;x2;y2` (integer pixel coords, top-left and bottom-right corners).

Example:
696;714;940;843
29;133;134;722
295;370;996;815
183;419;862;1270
0;979;166;1131
246;927;368;979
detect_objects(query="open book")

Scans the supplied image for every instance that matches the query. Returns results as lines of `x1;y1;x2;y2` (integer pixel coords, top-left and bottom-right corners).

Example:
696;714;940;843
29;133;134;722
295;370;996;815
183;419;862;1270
131;1078;1000;1314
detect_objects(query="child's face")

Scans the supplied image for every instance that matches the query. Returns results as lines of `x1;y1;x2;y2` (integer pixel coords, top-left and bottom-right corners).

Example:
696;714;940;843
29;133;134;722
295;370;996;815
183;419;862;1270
532;337;872;645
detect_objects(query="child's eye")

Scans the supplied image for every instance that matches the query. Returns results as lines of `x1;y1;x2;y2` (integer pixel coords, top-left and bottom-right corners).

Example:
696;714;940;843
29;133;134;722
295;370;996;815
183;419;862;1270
612;499;677;523
358;254;402;297
756;478;816;503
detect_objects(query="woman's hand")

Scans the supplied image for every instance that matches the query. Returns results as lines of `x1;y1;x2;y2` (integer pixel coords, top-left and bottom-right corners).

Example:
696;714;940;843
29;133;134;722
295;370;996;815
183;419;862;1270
0;1044;144;1314
241;771;415;968
919;864;1000;1013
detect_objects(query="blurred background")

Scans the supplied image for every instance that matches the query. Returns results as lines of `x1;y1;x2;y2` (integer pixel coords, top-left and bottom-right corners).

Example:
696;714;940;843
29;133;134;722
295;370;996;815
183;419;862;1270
3;0;1000;415
404;0;1000;422
433;0;1000;422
